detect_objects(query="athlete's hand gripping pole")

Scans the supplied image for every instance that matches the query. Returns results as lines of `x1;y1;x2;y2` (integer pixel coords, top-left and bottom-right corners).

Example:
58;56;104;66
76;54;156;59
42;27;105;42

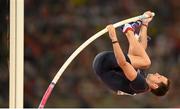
38;12;155;109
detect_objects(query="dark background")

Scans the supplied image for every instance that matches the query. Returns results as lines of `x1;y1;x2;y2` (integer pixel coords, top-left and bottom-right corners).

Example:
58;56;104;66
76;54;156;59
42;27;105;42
0;0;180;108
24;0;180;107
0;0;9;107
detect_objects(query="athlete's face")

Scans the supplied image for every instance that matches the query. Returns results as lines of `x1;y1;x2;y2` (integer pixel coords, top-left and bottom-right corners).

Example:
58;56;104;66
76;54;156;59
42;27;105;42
146;73;168;89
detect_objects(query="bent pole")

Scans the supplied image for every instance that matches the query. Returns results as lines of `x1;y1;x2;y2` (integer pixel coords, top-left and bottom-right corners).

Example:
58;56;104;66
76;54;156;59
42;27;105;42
38;12;155;108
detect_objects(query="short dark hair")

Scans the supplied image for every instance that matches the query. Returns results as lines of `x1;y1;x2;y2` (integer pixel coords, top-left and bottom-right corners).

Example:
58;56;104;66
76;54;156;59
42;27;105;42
151;79;170;96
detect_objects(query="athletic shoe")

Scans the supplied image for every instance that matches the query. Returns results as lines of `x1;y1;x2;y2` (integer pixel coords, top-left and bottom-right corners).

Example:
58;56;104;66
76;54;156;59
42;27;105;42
122;23;134;33
130;20;142;30
120;20;142;33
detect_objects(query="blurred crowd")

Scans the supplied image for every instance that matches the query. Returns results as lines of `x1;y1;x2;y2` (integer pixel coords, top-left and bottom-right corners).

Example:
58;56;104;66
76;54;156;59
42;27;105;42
0;0;180;108
0;0;9;107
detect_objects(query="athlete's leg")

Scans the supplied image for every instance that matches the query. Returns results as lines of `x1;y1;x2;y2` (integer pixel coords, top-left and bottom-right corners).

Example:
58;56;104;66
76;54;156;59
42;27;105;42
125;30;151;69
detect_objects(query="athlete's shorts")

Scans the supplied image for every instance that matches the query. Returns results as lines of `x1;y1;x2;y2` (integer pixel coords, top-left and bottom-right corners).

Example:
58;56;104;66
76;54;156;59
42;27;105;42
92;51;131;92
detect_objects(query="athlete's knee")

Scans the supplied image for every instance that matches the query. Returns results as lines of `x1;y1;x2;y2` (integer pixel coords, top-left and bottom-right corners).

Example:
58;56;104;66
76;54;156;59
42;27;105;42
143;58;151;68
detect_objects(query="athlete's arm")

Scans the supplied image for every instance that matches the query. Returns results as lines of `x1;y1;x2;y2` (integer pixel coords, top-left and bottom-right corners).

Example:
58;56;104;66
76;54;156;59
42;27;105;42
139;11;154;49
106;25;137;81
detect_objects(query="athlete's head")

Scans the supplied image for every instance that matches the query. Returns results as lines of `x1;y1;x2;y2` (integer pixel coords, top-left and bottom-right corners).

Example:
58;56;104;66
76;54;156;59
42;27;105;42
146;73;170;96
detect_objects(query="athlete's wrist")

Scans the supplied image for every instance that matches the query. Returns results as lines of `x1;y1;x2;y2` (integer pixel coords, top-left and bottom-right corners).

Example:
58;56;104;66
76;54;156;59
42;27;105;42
112;40;118;44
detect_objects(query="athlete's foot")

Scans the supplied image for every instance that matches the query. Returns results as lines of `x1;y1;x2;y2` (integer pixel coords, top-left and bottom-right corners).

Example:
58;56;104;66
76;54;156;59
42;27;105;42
120;21;142;32
122;23;134;33
130;20;142;30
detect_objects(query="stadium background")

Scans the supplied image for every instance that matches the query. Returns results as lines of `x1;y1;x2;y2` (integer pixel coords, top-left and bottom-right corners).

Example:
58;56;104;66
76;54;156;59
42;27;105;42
0;0;180;108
